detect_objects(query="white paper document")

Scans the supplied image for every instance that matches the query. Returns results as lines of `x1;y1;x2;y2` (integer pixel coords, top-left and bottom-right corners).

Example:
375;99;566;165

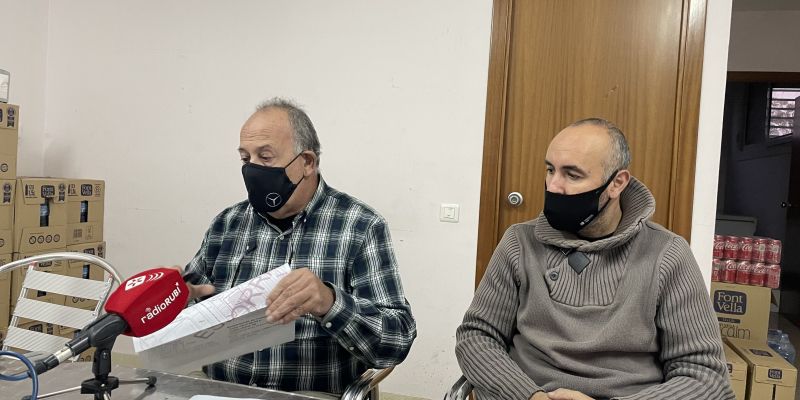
133;264;295;373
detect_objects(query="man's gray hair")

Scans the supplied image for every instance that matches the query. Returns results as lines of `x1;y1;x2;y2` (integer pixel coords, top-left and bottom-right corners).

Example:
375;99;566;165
570;118;631;180
256;97;322;165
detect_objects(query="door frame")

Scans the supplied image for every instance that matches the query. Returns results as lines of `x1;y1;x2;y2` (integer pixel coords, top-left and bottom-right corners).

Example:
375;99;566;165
474;0;709;287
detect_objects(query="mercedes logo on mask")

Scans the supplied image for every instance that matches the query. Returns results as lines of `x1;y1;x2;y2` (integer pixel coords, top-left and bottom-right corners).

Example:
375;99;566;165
265;192;283;208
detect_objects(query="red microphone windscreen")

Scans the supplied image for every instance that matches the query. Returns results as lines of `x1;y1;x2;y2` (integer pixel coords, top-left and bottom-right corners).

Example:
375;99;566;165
105;268;190;337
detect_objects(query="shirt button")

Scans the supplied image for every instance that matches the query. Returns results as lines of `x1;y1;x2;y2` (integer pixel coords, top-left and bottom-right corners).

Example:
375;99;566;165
325;322;332;328
348;346;354;351
549;271;559;281
251;384;257;387
245;245;250;251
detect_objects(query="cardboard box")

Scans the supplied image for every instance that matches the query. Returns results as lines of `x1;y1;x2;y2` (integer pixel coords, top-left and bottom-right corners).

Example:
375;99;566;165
66;241;105;278
13;177;67;253
58;326;76;339
727;337;798;400
17;320;56;335
0;254;11;331
723;340;747;400
66;179;104;245
0;103;19;130
63;241;107;310
711;282;771;342
0;103;18;179
0;179;15;252
11;251;67;309
0;128;16;180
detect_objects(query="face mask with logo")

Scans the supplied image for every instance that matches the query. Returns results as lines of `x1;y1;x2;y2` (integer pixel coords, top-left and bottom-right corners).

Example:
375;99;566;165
543;171;618;234
242;153;304;214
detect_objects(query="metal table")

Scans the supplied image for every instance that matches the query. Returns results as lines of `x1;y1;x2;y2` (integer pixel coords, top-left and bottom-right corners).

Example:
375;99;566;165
1;360;319;400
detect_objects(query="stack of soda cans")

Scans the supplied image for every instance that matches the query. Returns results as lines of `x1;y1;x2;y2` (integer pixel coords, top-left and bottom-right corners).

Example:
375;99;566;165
712;235;781;288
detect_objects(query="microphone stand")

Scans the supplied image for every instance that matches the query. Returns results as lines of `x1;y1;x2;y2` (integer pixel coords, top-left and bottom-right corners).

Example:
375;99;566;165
24;346;156;400
0;253;157;400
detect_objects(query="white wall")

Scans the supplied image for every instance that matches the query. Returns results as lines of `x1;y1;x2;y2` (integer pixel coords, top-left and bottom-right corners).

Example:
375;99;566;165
728;10;800;71
690;1;733;287
41;1;492;398
0;0;49;176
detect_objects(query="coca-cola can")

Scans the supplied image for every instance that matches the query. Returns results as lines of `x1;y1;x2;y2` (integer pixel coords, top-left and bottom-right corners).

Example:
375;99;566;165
724;236;740;260
711;258;724;282
750;262;767;286
766;239;782;264
736;260;752;284
722;259;738;283
739;237;754;261
752;238;768;263
767;264;781;289
713;235;726;259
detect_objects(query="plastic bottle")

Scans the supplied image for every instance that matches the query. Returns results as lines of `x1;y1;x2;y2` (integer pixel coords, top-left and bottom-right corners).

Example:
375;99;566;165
777;333;796;364
768;329;783;352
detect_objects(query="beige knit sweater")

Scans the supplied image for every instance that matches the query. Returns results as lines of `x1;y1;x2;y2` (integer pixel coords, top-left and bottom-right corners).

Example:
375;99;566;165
455;178;733;400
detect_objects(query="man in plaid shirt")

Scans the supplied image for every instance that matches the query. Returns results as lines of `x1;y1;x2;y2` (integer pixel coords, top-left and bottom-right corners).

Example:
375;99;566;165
183;98;417;396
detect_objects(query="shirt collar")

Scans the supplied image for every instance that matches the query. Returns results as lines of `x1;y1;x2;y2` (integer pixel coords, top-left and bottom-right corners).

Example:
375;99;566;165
299;173;328;219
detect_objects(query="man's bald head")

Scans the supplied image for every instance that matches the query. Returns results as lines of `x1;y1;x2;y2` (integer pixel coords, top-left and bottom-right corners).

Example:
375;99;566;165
568;118;631;180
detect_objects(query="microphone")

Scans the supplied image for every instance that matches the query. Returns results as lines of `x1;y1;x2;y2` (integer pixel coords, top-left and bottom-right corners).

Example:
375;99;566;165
33;268;190;374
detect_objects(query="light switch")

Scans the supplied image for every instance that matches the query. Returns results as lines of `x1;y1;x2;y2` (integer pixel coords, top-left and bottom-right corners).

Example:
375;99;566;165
440;203;460;223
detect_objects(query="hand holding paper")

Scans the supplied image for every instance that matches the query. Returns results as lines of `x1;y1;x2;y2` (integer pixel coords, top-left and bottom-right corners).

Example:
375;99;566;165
266;267;335;324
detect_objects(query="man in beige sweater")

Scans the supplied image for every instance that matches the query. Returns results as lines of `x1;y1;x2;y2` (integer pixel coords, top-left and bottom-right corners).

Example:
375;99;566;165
455;119;733;400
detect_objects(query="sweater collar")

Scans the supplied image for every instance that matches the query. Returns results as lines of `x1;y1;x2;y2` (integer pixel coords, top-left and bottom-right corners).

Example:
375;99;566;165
533;177;656;252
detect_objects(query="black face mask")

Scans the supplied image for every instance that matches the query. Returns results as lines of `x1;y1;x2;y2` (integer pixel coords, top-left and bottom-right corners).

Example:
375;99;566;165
543;171;618;234
242;153;304;215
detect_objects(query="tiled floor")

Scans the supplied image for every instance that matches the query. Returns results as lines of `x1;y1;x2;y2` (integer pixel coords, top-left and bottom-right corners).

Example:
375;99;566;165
771;312;800;400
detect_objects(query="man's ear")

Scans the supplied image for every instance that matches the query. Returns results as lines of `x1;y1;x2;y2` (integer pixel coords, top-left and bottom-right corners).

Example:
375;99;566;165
608;170;631;199
301;151;317;176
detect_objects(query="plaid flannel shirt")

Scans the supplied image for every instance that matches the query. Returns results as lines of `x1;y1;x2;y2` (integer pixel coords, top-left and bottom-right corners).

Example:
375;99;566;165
186;176;416;394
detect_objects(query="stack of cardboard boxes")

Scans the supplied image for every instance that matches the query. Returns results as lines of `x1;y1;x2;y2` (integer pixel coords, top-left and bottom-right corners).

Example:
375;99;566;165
711;281;798;399
0;103;106;359
0;102;19;346
60;181;106;344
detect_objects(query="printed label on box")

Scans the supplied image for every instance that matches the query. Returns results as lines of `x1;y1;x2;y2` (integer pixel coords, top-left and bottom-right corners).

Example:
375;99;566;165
714;290;747;315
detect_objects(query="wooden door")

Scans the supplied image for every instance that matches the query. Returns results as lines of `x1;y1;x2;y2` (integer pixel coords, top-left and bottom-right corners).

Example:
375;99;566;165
476;0;707;285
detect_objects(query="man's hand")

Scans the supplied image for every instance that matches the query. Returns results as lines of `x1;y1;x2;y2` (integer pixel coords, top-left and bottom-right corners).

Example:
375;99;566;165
546;389;595;400
265;268;335;324
160;266;215;301
530;392;550;400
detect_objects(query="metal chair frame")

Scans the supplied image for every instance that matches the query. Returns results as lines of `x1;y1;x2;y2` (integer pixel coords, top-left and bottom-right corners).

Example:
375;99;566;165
342;366;394;400
443;375;473;400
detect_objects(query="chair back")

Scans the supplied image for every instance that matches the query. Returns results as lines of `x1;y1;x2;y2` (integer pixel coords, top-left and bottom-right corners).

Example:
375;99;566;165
1;253;121;355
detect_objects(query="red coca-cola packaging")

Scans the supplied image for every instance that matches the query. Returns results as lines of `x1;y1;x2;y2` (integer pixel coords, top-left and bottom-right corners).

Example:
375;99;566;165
767;264;781;289
722;259;738;283
735;260;752;284
750;262;767;286
766;239;782;264
713;235;725;259
752;238;768;263
711;258;724;282
724;236;740;259
739;237;753;261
